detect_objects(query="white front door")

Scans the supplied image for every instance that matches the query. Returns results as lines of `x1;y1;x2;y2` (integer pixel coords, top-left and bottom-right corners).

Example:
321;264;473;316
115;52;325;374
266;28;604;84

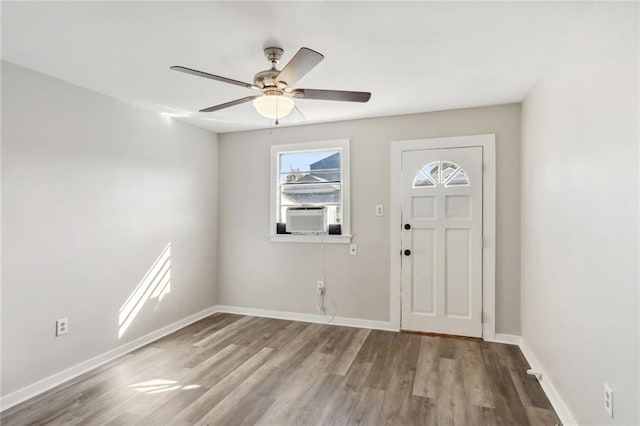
401;146;483;337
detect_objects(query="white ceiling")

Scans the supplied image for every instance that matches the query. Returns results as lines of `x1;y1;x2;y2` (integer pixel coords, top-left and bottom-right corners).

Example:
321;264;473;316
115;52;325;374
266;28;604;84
2;1;593;133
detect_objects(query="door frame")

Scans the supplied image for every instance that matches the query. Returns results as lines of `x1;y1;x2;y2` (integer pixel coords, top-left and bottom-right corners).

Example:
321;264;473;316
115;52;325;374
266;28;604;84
390;134;496;340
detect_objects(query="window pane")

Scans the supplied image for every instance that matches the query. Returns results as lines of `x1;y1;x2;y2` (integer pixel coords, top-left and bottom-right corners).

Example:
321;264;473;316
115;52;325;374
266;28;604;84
440;161;460;183
446;169;469;186
281;183;341;205
281;169;341;184
414;170;435;187
280;150;341;183
422;161;439;183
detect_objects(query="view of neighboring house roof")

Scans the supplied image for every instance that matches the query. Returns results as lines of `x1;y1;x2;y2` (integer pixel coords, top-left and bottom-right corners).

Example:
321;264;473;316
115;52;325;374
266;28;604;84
282;152;341;206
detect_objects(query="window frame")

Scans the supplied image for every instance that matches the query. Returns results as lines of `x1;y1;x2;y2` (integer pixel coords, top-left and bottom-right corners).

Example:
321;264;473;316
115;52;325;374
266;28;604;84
270;139;351;244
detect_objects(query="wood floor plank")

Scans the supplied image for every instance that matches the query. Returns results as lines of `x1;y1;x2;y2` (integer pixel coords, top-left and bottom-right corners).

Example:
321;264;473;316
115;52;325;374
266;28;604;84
480;341;531;426
194;347;260;388
289;373;345;425
342;359;374;391
261;319;310;350
182;343;241;382
408;394;438;426
315;386;360;426
103;411;145;425
2;315;561;426
361;331;398;390
192;315;254;347
138;385;209;425
437;357;468;426
456;339;495;408
378;332;422;425
266;323;331;370
176;347;274;423
412;335;440;398
468;405;500;426
439;336;457;359
526;405;563;426
328;327;371;376
351;387;387;425
254;352;334;425
194;360;279;425
319;325;352;355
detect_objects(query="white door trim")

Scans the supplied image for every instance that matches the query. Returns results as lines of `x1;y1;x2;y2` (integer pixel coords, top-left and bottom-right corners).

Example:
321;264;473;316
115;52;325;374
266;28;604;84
390;134;496;340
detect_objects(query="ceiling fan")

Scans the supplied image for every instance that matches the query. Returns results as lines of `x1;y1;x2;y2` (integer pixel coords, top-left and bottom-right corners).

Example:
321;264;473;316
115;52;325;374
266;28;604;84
171;47;371;124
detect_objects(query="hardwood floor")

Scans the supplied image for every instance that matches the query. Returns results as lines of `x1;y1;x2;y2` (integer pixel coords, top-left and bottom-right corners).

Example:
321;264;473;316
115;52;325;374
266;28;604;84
1;314;561;425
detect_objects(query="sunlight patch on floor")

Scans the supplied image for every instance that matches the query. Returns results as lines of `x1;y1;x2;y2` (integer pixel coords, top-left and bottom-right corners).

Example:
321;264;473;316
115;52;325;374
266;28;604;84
130;379;201;394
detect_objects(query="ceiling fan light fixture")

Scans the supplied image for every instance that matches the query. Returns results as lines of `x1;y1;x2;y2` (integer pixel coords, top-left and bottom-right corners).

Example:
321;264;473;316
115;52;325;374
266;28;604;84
252;93;295;120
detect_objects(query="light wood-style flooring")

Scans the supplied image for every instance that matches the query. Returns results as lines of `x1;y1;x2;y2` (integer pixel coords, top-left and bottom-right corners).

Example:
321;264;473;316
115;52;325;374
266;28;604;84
2;313;561;425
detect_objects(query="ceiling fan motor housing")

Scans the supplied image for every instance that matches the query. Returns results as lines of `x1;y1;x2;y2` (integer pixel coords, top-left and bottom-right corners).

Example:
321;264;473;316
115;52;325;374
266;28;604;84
253;69;282;89
255;47;287;89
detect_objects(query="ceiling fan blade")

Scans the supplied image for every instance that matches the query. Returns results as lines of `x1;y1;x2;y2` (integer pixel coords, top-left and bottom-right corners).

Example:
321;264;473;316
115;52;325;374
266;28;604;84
199;95;261;113
290;89;371;103
276;48;324;87
171;66;257;90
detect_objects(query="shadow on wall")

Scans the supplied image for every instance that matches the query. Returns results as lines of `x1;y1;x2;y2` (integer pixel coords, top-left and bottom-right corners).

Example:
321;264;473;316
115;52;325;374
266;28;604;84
118;243;172;338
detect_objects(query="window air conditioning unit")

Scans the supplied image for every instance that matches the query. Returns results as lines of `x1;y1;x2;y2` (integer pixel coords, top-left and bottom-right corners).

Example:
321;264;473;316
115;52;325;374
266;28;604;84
286;206;328;234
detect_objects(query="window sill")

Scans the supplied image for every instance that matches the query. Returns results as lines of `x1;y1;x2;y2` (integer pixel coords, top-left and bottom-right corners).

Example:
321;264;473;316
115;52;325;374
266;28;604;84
269;234;352;244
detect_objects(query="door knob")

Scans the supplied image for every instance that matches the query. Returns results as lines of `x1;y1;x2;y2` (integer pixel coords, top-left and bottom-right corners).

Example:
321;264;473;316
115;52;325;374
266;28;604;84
404;249;411;256
404;224;411;230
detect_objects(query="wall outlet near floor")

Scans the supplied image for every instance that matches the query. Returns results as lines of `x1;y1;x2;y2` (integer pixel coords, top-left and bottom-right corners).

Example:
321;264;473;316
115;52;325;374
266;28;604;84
56;318;69;336
375;204;384;216
603;383;613;418
317;281;326;295
349;244;358;256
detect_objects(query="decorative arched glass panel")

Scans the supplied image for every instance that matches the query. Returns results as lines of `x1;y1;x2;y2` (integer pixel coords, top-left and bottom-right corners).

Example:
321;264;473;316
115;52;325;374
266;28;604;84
413;161;470;187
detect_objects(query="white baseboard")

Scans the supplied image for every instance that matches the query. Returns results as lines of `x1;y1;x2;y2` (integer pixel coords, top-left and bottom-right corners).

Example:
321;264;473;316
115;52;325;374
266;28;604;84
519;339;577;426
0;306;218;413
213;304;398;332
489;333;522;346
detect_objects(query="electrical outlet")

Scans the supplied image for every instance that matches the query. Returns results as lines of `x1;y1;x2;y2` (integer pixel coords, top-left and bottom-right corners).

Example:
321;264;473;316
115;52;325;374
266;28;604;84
56;318;68;336
317;281;325;295
349;244;358;256
375;205;384;216
603;383;613;418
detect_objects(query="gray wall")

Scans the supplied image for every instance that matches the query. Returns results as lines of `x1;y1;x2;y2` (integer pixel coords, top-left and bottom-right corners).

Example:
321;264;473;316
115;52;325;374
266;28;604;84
521;3;639;424
218;104;521;334
1;62;219;397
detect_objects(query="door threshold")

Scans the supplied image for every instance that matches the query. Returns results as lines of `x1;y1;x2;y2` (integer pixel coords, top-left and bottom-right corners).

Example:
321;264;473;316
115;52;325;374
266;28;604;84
400;329;482;342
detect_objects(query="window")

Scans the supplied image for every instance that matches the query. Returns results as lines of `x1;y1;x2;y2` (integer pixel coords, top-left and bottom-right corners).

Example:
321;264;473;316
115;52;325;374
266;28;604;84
270;139;351;243
413;160;469;188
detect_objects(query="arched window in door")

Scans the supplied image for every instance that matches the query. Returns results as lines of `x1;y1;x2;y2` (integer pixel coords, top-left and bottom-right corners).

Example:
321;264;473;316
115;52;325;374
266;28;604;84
413;161;470;188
